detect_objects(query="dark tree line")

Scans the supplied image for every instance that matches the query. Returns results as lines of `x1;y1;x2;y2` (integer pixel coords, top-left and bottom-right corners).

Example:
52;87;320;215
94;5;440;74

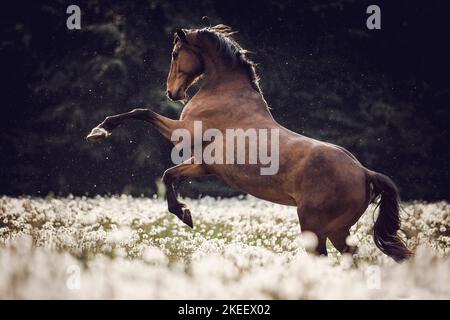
1;0;449;200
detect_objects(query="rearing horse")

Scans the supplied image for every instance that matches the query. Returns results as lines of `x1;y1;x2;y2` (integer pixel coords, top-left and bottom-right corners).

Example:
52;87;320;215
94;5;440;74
87;25;410;261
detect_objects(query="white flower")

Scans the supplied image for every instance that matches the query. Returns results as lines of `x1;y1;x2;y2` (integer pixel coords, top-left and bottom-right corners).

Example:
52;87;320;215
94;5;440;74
0;196;449;299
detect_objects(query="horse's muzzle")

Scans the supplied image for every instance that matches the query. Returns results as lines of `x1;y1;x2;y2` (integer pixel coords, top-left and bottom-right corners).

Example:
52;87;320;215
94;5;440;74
167;89;185;101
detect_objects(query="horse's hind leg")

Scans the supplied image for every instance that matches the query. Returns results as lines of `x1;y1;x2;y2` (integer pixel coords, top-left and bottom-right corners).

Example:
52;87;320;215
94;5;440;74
297;208;328;256
162;157;208;228
86;108;184;142
328;228;358;255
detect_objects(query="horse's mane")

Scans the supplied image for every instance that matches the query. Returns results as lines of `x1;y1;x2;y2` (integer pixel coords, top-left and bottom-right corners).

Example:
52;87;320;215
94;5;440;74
196;25;262;94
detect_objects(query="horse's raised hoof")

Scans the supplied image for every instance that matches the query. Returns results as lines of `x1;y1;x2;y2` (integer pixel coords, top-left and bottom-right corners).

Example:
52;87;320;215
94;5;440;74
169;203;194;228
86;127;111;143
181;208;194;228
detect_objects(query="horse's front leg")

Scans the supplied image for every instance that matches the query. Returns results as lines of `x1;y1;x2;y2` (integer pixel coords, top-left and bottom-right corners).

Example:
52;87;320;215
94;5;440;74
162;158;209;228
86;108;183;142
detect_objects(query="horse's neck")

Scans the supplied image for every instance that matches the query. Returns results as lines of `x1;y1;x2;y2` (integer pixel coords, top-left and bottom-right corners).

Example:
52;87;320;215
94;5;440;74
184;81;272;120
182;49;272;120
201;51;264;102
201;75;253;96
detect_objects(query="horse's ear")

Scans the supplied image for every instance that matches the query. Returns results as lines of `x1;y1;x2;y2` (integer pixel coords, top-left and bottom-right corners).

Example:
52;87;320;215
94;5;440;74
176;29;188;44
201;16;211;27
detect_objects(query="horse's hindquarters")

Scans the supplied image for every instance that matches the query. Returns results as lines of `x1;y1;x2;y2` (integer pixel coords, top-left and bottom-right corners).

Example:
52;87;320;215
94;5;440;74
294;144;369;235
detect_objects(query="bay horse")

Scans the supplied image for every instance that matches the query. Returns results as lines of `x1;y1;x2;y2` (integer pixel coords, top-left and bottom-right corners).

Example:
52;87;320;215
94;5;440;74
87;25;410;261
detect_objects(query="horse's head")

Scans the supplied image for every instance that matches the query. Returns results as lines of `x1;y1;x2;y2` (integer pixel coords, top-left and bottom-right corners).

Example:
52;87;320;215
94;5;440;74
166;25;261;100
166;29;203;101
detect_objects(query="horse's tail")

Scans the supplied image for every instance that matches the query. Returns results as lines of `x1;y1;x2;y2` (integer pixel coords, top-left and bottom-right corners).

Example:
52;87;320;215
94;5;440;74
366;170;411;262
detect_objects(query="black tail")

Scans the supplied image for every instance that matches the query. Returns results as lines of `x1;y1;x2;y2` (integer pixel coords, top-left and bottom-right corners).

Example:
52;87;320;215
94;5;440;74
367;171;411;262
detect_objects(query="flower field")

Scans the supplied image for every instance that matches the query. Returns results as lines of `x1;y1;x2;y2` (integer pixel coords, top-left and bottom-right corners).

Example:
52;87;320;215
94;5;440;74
0;195;449;299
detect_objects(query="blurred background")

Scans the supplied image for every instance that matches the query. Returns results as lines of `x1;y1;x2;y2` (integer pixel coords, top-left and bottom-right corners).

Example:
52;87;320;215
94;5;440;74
1;0;449;200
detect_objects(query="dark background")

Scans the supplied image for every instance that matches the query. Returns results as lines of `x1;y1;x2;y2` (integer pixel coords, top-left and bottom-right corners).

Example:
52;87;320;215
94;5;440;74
1;0;449;200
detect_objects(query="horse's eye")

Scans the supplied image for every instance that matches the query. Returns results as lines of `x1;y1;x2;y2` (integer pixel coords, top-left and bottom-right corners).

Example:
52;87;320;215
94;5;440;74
172;51;178;59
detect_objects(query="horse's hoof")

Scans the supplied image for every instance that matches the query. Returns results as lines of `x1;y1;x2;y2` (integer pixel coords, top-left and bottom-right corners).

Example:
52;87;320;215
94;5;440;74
181;208;194;228
86;127;111;143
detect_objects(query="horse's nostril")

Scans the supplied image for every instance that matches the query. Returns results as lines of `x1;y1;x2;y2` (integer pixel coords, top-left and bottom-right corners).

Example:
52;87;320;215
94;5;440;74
167;90;173;99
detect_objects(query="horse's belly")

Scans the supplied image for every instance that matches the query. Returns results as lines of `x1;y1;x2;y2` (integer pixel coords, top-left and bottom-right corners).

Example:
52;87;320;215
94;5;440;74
206;164;297;206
